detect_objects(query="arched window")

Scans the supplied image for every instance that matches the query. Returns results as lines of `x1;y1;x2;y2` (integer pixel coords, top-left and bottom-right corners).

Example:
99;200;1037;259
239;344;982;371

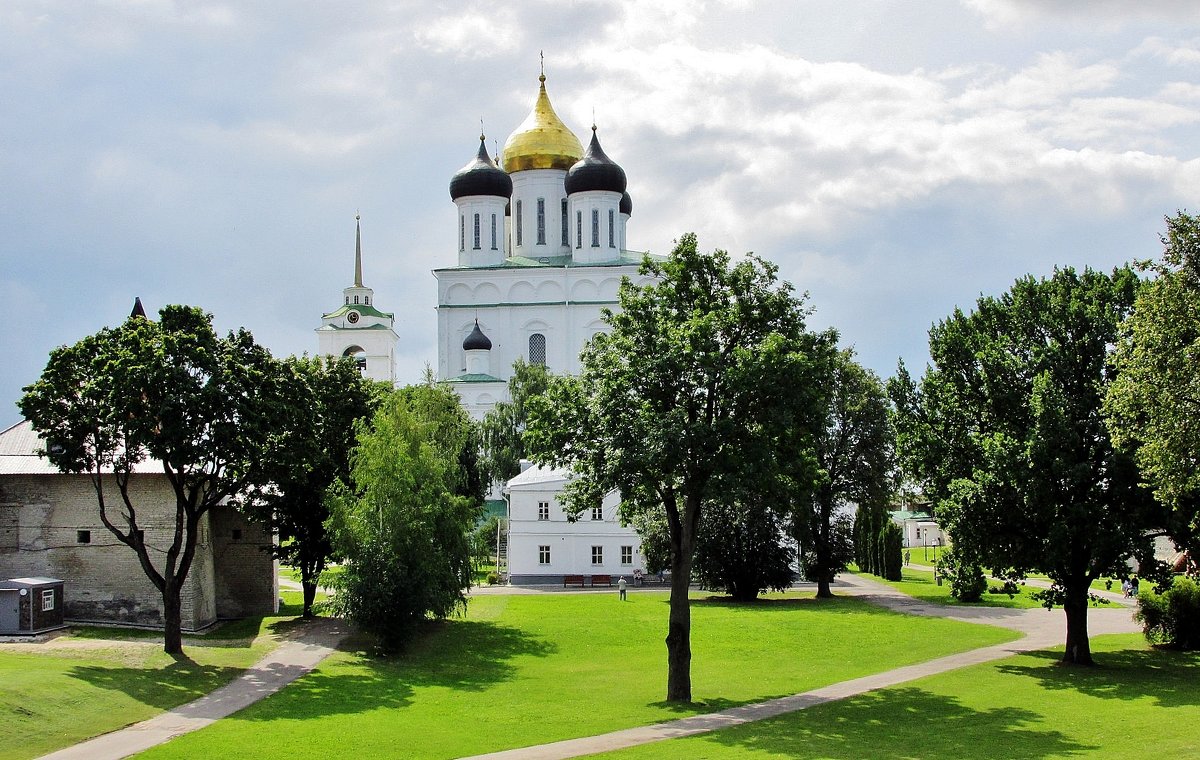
536;198;546;245
491;214;497;250
473;213;480;249
576;210;582;249
515;200;523;246
528;333;546;366
591;209;599;247
608;209;615;248
561;199;569;246
342;346;367;373
459;215;465;251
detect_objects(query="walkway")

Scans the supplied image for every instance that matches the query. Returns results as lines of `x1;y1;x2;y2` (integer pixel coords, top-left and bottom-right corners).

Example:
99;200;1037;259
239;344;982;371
461;572;1141;760
36;617;351;760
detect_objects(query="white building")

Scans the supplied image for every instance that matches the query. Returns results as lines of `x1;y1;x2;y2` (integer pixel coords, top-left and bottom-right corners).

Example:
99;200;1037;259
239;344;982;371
505;464;643;585
436;71;657;420
316;215;399;383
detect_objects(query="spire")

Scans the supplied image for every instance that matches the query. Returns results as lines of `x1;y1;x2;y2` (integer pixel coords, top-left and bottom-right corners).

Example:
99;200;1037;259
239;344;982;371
353;213;363;288
130;297;146;319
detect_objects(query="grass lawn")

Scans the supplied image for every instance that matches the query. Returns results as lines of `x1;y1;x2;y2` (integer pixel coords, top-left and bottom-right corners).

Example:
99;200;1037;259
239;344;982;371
863;567;1047;609
135;589;1016;760
594;633;1200;759
0;590;312;760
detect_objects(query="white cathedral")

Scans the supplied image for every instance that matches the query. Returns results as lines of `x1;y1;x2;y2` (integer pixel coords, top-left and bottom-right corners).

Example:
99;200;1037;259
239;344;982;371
317;71;651;584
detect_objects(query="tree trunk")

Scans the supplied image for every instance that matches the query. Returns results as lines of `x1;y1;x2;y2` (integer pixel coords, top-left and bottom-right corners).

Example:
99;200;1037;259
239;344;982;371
300;559;319;618
816;575;833;598
665;549;693;702
1061;588;1093;665
162;581;183;655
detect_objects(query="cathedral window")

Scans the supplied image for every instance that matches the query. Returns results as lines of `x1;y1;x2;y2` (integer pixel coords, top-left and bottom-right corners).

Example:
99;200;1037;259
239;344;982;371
473;213;480;249
591;209;599;247
459;215;465;251
576;210;582;249
491;214;497;250
515;200;523;246
609;209;615;248
536;198;546;245
561;199;569;246
529;333;546;366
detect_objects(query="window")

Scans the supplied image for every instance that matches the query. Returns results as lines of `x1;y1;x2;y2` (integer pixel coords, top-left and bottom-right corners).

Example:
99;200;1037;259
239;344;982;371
621;545;633;565
529;333;546;366
41;589;54;611
536;198;546;245
76;530;91;544
491;213;497;250
576;210;582;248
591;546;603;565
459;214;465;251
591;209;599;247
609;209;615;248
515;200;523;246
561;199;569;246
538;501;549;521
538;545;551;565
354;295;359;304
591;505;603;521
473;213;480;249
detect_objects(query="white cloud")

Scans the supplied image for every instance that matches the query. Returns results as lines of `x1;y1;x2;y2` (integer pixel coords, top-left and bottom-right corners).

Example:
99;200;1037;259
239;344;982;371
963;0;1200;27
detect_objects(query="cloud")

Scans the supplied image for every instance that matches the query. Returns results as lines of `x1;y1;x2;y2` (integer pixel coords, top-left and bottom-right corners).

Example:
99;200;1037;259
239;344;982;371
963;0;1200;27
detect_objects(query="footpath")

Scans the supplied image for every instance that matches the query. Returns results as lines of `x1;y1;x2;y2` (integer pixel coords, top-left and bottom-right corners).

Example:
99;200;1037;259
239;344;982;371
36;572;1139;760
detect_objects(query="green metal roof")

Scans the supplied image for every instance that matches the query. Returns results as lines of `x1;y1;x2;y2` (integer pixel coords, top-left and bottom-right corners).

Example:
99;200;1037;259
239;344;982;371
445;373;504;383
433;251;663;272
321;303;394;320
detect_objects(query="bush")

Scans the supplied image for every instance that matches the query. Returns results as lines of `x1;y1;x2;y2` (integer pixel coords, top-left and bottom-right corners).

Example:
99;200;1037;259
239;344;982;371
486;572;500;586
1135;575;1200;650
879;522;904;581
937;547;986;602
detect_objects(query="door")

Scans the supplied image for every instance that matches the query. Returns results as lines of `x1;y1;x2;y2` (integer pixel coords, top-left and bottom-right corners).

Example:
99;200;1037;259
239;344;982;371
0;589;19;633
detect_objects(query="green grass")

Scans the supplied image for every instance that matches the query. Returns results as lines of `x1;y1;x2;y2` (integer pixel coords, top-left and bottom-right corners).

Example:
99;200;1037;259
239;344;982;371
0;591;310;760
135;589;1016;759
864;567;1047;609
593;633;1200;758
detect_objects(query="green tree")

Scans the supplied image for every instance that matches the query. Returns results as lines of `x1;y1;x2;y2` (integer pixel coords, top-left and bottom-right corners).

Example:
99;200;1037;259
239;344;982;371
795;349;894;597
1107;212;1200;563
526;234;827;701
19;306;293;654
893;266;1159;664
692;489;796;601
479;359;552;487
243;356;379;617
326;382;481;651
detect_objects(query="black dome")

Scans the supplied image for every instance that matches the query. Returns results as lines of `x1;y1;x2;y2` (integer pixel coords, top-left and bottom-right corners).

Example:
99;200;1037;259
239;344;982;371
565;128;626;195
449;138;513;201
620;191;633;216
463;320;492;351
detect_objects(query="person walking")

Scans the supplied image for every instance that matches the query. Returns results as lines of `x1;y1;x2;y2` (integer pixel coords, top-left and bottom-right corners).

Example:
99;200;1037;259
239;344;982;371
618;576;628;601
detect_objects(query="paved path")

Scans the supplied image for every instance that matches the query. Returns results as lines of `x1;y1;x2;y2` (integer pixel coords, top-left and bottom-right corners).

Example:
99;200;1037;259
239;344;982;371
36;617;351;760
460;572;1141;760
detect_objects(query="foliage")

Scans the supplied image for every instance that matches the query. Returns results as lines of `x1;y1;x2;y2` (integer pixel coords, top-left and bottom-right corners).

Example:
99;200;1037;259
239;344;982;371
526;233;829;702
890;265;1160;665
793;349;894;596
878;522;904;581
479;358;552;487
1106;211;1200;561
852;500;890;576
18;305;294;654
243;355;379;616
937;547;987;602
692;494;795;601
1136;575;1200;650
471;515;503;570
325;384;481;651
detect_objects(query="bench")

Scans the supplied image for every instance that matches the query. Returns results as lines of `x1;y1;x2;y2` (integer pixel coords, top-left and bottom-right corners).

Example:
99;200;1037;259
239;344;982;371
563;574;585;587
590;574;613;587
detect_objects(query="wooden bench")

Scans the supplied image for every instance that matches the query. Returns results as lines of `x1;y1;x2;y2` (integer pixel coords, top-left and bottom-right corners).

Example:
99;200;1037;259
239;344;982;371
590;574;613;587
563;574;585;587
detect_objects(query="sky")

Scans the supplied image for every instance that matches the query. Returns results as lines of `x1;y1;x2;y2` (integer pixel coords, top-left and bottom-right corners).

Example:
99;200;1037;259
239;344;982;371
3;0;1199;428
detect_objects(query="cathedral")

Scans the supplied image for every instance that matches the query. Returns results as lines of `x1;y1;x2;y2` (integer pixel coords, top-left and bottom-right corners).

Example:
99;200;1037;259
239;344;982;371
318;70;650;582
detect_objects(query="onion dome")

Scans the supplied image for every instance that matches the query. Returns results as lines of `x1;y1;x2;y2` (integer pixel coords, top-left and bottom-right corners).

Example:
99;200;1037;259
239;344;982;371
565;126;627;195
620;191;633;217
502;74;584;172
450;136;512;200
463;320;492;351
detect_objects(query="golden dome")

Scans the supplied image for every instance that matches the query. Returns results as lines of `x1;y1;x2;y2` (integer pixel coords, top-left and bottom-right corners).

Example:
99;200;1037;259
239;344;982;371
502;75;584;172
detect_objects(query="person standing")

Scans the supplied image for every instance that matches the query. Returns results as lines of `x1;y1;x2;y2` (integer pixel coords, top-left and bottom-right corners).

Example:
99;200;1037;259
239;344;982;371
618;576;628;601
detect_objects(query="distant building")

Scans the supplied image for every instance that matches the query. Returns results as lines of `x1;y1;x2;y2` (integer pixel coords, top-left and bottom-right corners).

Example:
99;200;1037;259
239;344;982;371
0;421;277;631
891;504;945;550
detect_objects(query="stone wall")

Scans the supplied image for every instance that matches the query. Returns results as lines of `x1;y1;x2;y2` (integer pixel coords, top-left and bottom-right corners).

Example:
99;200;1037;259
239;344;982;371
211;507;277;618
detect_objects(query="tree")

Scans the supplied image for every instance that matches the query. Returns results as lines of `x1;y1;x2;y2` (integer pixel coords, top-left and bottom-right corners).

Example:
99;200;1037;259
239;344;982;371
794;349;894;597
19;306;293;654
326;382;481;651
479;359;552;487
526;234;828;701
1107;212;1200;564
892;266;1159;665
243;356;380;617
692;488;796;602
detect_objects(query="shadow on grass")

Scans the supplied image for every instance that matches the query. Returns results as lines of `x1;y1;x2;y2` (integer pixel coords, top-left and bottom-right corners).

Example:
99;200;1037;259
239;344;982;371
700;687;1096;758
692;594;923;619
66;659;244;710
996;647;1200;708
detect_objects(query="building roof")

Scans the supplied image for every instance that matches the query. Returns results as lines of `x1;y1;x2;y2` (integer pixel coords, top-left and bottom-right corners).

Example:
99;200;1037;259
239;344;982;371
565;127;627;195
506;463;569;488
433;250;658;272
320;303;394;321
890;509;936;522
462;320;492;351
0;420;162;476
444;373;505;384
501;74;584;172
450;136;512;200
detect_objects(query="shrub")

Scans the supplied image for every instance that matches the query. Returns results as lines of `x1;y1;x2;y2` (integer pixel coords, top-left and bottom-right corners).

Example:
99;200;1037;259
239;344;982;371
938;547;986;602
879;522;904;581
486;572;500;586
1135;575;1200;650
